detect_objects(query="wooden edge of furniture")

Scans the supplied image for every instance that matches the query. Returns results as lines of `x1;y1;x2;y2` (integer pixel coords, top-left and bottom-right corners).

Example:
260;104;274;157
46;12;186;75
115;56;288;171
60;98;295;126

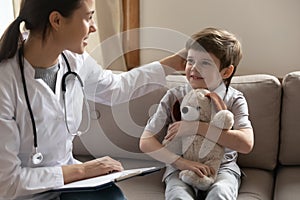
123;0;140;70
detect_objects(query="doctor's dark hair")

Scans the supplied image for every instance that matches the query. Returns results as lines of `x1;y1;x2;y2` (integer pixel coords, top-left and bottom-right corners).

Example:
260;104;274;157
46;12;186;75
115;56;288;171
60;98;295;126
185;27;242;88
0;0;83;63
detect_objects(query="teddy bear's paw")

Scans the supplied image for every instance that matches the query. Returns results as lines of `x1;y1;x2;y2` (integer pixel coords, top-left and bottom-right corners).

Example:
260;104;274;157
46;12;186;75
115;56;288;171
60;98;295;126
179;170;214;191
211;110;234;130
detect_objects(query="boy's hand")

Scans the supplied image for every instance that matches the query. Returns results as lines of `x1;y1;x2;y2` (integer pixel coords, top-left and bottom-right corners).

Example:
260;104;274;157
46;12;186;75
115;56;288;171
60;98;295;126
164;121;181;141
164;121;200;141
173;157;215;178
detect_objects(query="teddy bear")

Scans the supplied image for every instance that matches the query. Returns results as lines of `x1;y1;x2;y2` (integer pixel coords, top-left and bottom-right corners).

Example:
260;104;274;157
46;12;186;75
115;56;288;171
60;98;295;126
167;88;234;191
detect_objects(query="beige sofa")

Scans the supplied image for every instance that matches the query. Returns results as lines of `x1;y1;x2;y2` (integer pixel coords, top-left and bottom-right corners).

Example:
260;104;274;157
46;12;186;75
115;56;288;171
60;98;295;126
73;71;300;200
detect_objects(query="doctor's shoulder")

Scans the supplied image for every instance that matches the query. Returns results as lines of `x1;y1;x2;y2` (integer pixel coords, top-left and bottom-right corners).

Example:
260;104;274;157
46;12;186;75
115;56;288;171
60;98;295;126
0;55;21;84
62;50;99;73
0;56;21;109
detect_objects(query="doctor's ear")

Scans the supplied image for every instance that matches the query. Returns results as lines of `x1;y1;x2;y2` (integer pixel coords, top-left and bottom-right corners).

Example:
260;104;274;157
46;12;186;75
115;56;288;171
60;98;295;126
221;65;234;79
49;11;63;31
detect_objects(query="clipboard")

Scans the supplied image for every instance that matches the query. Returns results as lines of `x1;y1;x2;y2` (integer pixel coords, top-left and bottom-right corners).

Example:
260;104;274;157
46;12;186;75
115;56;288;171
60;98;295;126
52;166;161;192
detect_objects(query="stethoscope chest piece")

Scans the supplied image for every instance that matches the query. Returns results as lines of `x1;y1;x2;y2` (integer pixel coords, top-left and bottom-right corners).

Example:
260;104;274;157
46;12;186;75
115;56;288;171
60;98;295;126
32;148;43;165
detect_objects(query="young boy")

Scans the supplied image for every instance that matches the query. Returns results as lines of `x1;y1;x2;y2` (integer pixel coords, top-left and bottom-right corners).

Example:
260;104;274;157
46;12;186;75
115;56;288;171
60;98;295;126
140;27;254;200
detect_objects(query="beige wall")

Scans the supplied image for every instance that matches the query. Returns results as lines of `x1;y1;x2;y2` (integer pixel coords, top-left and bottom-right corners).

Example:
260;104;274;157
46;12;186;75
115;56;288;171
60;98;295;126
139;0;300;77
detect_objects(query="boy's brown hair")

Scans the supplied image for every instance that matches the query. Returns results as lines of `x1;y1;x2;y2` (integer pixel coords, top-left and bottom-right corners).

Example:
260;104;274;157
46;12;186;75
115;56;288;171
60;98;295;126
185;27;242;88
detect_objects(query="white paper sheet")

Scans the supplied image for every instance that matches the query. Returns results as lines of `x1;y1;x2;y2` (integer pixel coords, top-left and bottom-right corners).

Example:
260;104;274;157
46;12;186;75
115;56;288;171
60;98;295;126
53;166;160;191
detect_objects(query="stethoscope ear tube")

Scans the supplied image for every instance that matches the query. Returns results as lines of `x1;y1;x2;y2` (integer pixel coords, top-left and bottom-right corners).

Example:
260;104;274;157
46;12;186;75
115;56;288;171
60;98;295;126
62;74;90;136
61;52;90;136
61;52;84;92
61;71;84;92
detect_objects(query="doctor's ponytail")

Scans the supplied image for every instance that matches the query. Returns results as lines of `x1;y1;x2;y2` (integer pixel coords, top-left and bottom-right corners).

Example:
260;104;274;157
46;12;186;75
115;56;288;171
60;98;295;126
0;17;24;63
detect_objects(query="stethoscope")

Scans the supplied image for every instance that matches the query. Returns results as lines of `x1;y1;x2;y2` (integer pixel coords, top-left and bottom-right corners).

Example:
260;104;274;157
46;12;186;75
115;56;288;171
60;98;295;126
18;45;91;165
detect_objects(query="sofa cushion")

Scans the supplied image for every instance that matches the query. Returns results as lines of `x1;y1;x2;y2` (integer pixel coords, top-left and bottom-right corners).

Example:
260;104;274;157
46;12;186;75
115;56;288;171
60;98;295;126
274;167;300;200
231;74;281;170
116;169;165;200
279;71;300;165
238;168;274;200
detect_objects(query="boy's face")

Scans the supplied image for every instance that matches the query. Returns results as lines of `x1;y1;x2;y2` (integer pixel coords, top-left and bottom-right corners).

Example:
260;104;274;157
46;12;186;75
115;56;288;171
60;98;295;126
185;49;224;90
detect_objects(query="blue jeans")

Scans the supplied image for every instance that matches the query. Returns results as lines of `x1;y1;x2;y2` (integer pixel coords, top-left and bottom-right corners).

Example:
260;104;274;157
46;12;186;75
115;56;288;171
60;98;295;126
60;183;126;200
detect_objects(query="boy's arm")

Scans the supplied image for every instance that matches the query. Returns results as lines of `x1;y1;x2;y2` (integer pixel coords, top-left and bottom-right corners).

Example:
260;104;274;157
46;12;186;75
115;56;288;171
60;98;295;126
140;131;181;164
211;93;254;154
140;130;215;177
164;121;254;154
203;127;254;154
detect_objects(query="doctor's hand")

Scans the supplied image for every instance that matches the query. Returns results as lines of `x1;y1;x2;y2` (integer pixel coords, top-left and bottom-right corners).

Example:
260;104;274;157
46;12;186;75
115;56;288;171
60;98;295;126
160;48;187;74
83;156;124;177
62;156;124;184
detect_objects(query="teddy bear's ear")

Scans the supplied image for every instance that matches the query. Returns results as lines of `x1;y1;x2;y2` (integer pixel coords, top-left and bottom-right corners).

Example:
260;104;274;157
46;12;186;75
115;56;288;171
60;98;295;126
172;100;181;121
206;92;227;111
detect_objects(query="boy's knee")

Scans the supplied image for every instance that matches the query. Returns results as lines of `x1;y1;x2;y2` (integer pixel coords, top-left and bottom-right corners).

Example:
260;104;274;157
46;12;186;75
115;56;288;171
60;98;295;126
206;183;237;200
165;189;195;200
165;183;195;200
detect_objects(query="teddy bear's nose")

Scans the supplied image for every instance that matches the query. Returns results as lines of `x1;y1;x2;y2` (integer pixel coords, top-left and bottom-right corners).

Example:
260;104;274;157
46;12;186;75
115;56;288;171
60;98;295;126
182;107;189;114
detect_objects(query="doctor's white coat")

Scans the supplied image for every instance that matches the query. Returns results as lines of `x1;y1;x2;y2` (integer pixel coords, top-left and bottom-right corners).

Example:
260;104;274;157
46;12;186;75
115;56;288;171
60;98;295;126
0;51;166;200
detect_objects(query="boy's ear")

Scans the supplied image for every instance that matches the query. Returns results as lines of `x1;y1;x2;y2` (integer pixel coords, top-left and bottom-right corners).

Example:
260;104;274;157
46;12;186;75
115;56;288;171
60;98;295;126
221;65;234;79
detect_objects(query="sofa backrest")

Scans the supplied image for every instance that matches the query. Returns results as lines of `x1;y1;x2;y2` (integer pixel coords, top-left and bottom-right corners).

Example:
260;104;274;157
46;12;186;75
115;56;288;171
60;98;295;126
73;73;282;171
279;71;300;165
231;74;281;171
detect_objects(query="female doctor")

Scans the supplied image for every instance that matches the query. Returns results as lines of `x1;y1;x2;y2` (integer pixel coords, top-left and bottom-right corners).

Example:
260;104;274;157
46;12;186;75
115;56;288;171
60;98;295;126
0;0;185;199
